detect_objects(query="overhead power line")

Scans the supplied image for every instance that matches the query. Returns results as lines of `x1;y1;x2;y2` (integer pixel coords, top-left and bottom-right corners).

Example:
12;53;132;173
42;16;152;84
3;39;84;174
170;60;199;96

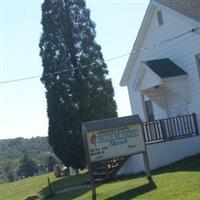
0;75;41;84
0;53;131;85
0;27;198;85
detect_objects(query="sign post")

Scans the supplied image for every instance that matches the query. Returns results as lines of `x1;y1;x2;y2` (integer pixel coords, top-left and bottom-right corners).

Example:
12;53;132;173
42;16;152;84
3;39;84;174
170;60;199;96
82;115;152;200
82;126;96;200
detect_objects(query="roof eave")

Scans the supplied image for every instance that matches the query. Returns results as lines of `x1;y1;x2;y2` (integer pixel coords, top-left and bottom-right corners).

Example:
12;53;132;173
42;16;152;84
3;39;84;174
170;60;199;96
120;2;156;87
153;0;200;27
120;0;200;87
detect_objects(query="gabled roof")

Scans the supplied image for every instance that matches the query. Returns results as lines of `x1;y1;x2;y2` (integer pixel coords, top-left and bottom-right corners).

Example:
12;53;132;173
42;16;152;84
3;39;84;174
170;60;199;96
145;58;187;78
154;0;200;23
120;0;200;86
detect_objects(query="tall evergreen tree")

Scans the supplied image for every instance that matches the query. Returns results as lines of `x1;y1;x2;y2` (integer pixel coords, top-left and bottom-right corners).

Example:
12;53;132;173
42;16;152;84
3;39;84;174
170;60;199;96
39;0;117;169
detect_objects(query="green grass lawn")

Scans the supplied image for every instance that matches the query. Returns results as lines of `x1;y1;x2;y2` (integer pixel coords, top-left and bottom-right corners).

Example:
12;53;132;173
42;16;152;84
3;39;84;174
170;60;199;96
0;170;89;200
1;155;200;200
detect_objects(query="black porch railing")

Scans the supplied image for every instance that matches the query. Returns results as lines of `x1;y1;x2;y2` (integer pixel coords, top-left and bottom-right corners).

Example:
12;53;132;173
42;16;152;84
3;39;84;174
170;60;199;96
143;113;199;143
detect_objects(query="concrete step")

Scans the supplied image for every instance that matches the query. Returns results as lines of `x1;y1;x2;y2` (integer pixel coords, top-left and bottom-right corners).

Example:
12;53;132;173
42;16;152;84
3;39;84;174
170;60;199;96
94;177;108;183
93;172;107;176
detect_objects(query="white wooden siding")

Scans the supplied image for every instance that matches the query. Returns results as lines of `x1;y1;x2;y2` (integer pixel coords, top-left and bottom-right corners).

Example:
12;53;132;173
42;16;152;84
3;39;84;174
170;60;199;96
118;136;200;175
149;92;167;119
144;86;168;119
163;76;190;103
128;87;145;120
137;68;161;91
127;4;200;128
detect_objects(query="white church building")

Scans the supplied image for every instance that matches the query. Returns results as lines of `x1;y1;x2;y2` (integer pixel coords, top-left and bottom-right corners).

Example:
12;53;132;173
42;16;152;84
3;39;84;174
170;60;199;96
119;0;200;174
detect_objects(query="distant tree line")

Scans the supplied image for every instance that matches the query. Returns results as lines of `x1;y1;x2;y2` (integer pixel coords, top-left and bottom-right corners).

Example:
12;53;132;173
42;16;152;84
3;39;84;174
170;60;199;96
0;137;60;183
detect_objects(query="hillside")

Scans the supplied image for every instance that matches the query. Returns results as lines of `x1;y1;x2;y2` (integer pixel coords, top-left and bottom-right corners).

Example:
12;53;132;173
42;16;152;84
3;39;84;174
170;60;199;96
0;137;58;183
1;155;200;200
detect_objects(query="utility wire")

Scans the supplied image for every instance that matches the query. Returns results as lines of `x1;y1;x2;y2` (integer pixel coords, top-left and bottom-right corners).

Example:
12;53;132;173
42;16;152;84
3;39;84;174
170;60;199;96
0;28;198;85
0;75;41;84
0;53;131;85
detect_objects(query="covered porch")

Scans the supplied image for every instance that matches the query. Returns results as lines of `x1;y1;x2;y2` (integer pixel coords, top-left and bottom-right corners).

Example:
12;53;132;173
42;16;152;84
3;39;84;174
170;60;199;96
133;58;199;141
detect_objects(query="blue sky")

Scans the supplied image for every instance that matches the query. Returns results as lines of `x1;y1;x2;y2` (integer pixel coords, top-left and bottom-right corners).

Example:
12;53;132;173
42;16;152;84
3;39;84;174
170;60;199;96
0;0;149;139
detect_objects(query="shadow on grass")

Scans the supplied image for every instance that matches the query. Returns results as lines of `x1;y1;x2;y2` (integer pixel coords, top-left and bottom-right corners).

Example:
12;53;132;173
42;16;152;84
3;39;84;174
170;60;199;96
41;187;90;200
105;180;157;200
39;172;90;200
152;154;200;175
39;155;200;199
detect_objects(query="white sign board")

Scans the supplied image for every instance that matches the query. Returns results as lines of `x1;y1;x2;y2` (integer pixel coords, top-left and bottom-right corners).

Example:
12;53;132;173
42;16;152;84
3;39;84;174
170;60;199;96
86;124;145;162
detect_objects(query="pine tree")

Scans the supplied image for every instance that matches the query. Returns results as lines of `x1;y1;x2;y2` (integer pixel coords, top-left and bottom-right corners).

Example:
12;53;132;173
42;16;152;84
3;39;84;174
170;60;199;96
39;0;117;169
